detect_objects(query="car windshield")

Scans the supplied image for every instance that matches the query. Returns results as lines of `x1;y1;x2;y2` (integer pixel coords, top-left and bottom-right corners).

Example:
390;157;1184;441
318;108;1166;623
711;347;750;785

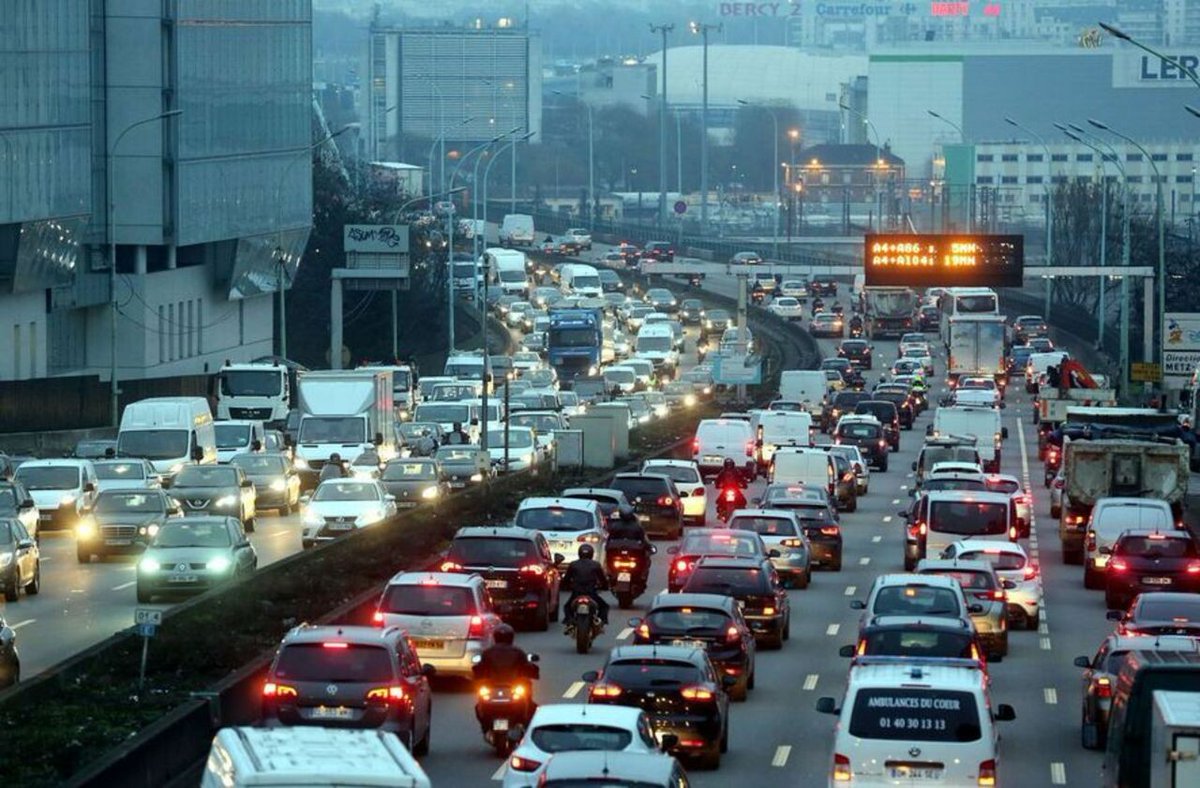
923;447;980;467
95;492;166;514
297;417;366;444
274;643;394;683
380;584;475;616
219;369;282;396
604;369;635;384
849;689;981;742
960;550;1026;571
530;724;634;754
642;465;699;485
636;335;672;353
313;483;377;502
604;659;703;688
152;521;231;548
15;466;82;490
214;424;251;448
382;462;437;481
0;489;18;512
924;569;994;590
861;630;976;659
487;429;534;449
684;566;767;595
550;328;598;348
929;501;1008;536
516;506;592;532
1116;536;1197;559
94;462;147;480
414;404;471;424
771;503;835;525
231;455;285;474
436;448;476;463
728;516;797;537
174;466;238;487
116;429;191;460
873;585;962;617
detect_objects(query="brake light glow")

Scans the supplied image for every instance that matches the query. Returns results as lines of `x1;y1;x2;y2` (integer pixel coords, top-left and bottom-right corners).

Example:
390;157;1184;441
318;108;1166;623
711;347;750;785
833;753;852;782
1187;561;1200;575
1109;559;1128;572
975;590;1006;602
1023;564;1038;580
440;560;463;572
467;615;485;639
691;437;700;454
745;441;754;457
372;610;384;625
519;562;545;576
726;625;741;643
725;489;737;502
322;642;349;649
675;559;691;573
1009;526;1018;540
262;682;298;698
781;538;803;547
509;754;542;773
820;526;840;536
680;686;715;701
762;606;776;615
638;623;651;639
366;685;406;703
659;495;678;508
590;683;623;698
978;758;997;786
1096;677;1113;698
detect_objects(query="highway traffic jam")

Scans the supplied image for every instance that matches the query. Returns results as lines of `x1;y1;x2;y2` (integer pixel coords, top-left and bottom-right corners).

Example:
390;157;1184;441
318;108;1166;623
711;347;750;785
3;228;1200;787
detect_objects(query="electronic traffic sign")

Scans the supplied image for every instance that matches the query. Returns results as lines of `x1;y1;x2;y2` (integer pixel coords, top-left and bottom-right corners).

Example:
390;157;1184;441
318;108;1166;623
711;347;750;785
864;234;1024;288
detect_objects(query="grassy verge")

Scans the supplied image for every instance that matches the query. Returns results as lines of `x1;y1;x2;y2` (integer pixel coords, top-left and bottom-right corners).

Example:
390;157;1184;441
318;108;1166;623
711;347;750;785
0;402;720;787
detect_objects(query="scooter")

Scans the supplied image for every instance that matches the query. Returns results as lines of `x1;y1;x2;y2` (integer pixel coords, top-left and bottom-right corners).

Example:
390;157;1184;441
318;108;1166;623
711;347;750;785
607;543;657;609
473;653;539;757
563;594;603;654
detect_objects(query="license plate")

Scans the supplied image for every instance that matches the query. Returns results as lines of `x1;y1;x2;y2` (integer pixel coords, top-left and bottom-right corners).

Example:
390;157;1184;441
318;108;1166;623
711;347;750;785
105;538;132;546
576;604;591;614
638;515;650;523
330;522;352;531
39;514;51;521
169;573;198;583
703;455;722;464
887;766;942;780
411;638;442;650
485;579;509;589
397;502;417;509
671;639;703;648
1143;576;1173;585
492;718;510;732
311;706;354;720
617;572;632;583
450;481;467;488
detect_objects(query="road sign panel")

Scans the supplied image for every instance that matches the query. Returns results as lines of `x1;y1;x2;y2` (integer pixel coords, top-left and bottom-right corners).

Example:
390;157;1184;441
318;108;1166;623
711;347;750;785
674;200;687;214
136;623;157;638
1131;362;1162;382
712;353;763;385
135;608;162;626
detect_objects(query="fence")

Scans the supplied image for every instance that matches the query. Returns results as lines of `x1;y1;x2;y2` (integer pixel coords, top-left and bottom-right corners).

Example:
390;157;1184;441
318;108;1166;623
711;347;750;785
0;374;212;434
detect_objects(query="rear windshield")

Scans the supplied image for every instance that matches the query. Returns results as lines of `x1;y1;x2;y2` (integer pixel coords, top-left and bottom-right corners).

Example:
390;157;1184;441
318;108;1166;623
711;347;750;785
770;503;835;525
929;501;1008;535
986;479;1020;495
680;533;762;558
448;537;538;566
958;550;1026;571
922;479;987;493
860;630;976;659
530;724;634;754
1116;536;1197;558
849;689;982;742
840;423;880;439
611;478;670;499
273;643;394;683
515;506;593;532
923;448;980;467
728;516;797;537
684;566;768;595
604;659;703;688
645;608;732;636
380;585;476;616
922;570;995;590
1096;506;1172;533
643;465;700;485
1137;596;1200;620
872;586;962;617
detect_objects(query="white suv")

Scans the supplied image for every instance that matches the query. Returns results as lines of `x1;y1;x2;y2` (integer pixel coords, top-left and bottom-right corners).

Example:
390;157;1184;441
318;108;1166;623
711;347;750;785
816;657;1016;786
514;497;607;566
503;704;658;788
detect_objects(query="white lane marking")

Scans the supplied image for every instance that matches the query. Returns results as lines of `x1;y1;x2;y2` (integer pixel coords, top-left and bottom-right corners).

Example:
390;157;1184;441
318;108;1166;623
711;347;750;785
1039;622;1050;636
906;473;914;479
882;516;893;524
38;555;51;561
270;530;291;539
616;627;633;641
1050;762;1066;785
802;674;819;691
492;764;507;781
826;623;840;636
900;485;908;491
563;681;585;699
10;619;35;630
1044;688;1058;705
772;745;793;767
872;535;882;543
859;556;871;566
112;580;135;591
1040;637;1053;651
844;585;857;596
891;499;900;505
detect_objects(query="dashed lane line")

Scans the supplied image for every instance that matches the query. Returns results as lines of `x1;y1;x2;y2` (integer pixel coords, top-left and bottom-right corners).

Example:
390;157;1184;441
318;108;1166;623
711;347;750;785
891;499;900;505
10;619;35;630
844;586;857;596
859;556;871;566
492;764;507;781
826;624;840;636
882;516;893;524
772;745;793;767
563;681;585;699
616;627;633;640
111;581;135;591
1044;688;1058;705
1050;762;1067;785
1040;637;1053;651
872;535;882;543
802;674;819;691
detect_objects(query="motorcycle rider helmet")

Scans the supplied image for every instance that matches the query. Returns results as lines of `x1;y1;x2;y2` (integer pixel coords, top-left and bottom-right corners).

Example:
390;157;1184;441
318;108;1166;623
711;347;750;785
578;543;595;561
493;623;515;645
329;452;342;462
722;457;736;471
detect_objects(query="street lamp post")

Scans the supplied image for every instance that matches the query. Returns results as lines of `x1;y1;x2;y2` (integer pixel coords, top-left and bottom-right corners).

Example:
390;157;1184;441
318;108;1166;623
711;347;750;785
1005;118;1055;316
109;109;183;427
841;102;884;231
927;109;970;231
651;23;674;227
738;99;780;259
690;21;722;229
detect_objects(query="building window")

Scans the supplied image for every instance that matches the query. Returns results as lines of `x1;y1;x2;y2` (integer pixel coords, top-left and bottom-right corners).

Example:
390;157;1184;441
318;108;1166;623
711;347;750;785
1076;153;1093;162
1051;154;1068;162
976;154;994;162
1076;175;1091;184
1001;175;1018;184
1177;153;1194;161
1026;153;1044;162
1127;175;1143;183
1102;153;1118;162
1141;193;1153;202
975;176;993;184
28;322;35;377
1029;194;1041;204
1179;175;1195;183
1151;153;1167;162
167;304;175;360
187;301;195;357
1051;175;1068;184
1026;175;1043;184
158;306;165;363
238;300;245;345
1154;175;1167;184
1000;154;1018;162
1127;153;1143;162
1185;194;1193;202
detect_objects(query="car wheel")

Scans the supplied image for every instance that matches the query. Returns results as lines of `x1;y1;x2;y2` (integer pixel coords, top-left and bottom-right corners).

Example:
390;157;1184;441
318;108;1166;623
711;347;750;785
793;569;810;591
531;595;550;632
846;495;857;513
3;575;18;603
1081;721;1100;750
830;556;843;572
783;613;791;641
136;584;152;604
244;517;256;534
25;562;39;596
77;546;91;564
1026;610;1040;630
878;458;889;473
1050;505;1061;519
414;706;432;756
1083;564;1102;590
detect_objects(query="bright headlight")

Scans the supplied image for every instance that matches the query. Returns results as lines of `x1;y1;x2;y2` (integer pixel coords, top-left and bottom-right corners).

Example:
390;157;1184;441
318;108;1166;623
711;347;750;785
206;556;231;572
684;394;697;407
269;478;287;492
139;523;160;538
302;511;323;527
76;520;97;539
214;495;237;509
60;493;77;506
470;472;484;482
140;557;160;572
353;469;376;480
358;510;384;526
421;486;440;500
293;457;309;470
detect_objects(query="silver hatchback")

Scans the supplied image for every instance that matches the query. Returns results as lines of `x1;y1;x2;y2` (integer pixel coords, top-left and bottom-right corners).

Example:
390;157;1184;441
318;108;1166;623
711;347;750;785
726;509;812;589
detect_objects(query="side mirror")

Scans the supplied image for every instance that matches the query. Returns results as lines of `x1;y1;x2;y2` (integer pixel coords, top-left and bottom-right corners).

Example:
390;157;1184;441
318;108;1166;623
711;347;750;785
897;509;911;518
240;479;253;488
553;553;565;564
385;494;396;502
20;498;35;509
721;675;737;688
421;663;437;677
161;477;172;489
373;432;384;446
911;461;918;472
999;403;1008;411
16;539;34;550
838;644;855;658
84;482;96;493
1106;609;1123;621
1073;656;1092;669
528;653;540;663
968;603;984;614
767;549;781;558
1002;579;1017;590
815;696;840;715
470;418;480;426
994;704;1016;722
659;733;680;751
581;670;599;683
666;546;679;555
191;446;204;462
850;600;866;610
987;652;1004;664
251;439;263;452
628;617;643;628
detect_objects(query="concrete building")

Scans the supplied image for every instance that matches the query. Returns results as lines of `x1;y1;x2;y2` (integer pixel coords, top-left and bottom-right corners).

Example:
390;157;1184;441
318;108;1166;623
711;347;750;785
0;0;312;383
366;23;542;161
578;57;656;116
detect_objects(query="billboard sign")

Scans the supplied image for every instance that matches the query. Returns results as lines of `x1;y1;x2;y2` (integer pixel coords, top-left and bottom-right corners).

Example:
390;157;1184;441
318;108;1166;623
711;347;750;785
1112;51;1200;89
864;234;1023;288
343;225;409;254
712;353;763;385
1163;313;1200;386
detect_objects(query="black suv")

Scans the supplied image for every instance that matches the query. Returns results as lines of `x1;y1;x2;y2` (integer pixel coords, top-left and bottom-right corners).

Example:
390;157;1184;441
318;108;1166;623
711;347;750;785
608;473;684;539
166;465;256;532
630;592;756;701
854;400;901;451
809;277;838;296
262;624;434;754
701;309;733;342
682;556;791;649
77;489;181;562
834;417;889;471
584;644;733;769
872;385;916;429
823;390;870;432
442;526;563;630
0;616;17;688
838;339;873;370
644;241;675;262
679;299;705;325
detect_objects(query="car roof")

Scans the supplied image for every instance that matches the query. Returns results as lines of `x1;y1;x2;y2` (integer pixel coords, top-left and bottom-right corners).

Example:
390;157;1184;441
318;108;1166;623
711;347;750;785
281;624;403;647
917;558;998;574
529;703;644;727
1104;633;1200;653
541;751;678;782
608;644;708;663
517;497;600;513
948;540;1027;556
18;459;91;469
923;490;1011;504
386;571;479;588
561;487;624;500
846;659;988;692
1115;528;1192;540
864;615;975;632
455;525;538;541
650;591;738;613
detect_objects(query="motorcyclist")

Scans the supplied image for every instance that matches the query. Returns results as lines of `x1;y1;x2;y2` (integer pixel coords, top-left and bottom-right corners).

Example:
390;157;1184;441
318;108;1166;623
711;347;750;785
472;624;539;730
318;453;348;483
445;422;470;445
562;544;610;626
812;296;825;315
849;314;864;335
830;301;844;316
606;511;652;582
712;457;747;492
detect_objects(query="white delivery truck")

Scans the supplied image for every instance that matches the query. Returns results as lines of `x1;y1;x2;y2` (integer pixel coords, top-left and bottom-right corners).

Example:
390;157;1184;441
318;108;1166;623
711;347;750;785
779;370;829;419
947;314;1007;387
117;397;217;480
487;248;529;297
358;363;419;421
215;361;304;426
499;213;535;247
560;263;604;298
755;410;814;469
1150;691;1200;788
294;370;396;482
933;405;1006;473
202;726;432;788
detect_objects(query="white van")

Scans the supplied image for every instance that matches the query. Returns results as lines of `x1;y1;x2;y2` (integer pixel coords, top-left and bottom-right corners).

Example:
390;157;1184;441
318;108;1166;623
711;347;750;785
779;370;829;418
499;213;535;247
693;418;756;480
932;406;1005;473
816;657;1015;786
634;323;680;371
214;420;266;464
560;264;603;298
116;397;217;480
487;248;529;297
202;726;432;788
13;459;98;533
770;447;835;495
923;489;1016;558
755;410;814;468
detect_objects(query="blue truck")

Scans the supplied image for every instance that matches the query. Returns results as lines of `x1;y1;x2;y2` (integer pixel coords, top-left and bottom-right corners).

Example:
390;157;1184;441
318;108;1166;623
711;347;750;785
547;307;603;380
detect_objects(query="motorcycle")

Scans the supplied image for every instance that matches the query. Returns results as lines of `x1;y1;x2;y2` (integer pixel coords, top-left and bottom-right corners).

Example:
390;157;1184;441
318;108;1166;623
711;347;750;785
473;654;539;757
606;543;657;609
564;594;603;654
849;322;864;339
715;485;747;522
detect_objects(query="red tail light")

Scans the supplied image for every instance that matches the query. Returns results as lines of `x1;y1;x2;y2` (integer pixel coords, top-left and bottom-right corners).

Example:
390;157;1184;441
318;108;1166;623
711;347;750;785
693;486;705;496
975;590;1006;602
372;610;384;625
820;526;841;536
1095;677;1113;699
833;752;852;782
745;441;754;457
365;685;406;704
637;622;651;639
978;758;997;786
590;683;623;699
1109;559;1128;572
725;489;737;502
658;495;677;508
1187;561;1200;575
509;754;542;773
726;625;741;643
467;615;485;639
691;437;700;454
440;560;463;572
675;559;693;574
263;682;298;698
1023;564;1038;580
1085;530;1097;551
519;562;546;576
680;685;715;701
1009;526;1018;541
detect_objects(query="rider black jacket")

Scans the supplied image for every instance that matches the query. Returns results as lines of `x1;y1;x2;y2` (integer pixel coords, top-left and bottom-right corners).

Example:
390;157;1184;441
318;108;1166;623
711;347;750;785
563;558;609;595
607;518;649;546
712;467;746;490
473;643;539;684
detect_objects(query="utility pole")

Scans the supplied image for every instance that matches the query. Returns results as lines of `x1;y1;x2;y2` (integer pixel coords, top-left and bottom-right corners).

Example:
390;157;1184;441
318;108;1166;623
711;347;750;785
691;22;721;229
651;23;674;228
